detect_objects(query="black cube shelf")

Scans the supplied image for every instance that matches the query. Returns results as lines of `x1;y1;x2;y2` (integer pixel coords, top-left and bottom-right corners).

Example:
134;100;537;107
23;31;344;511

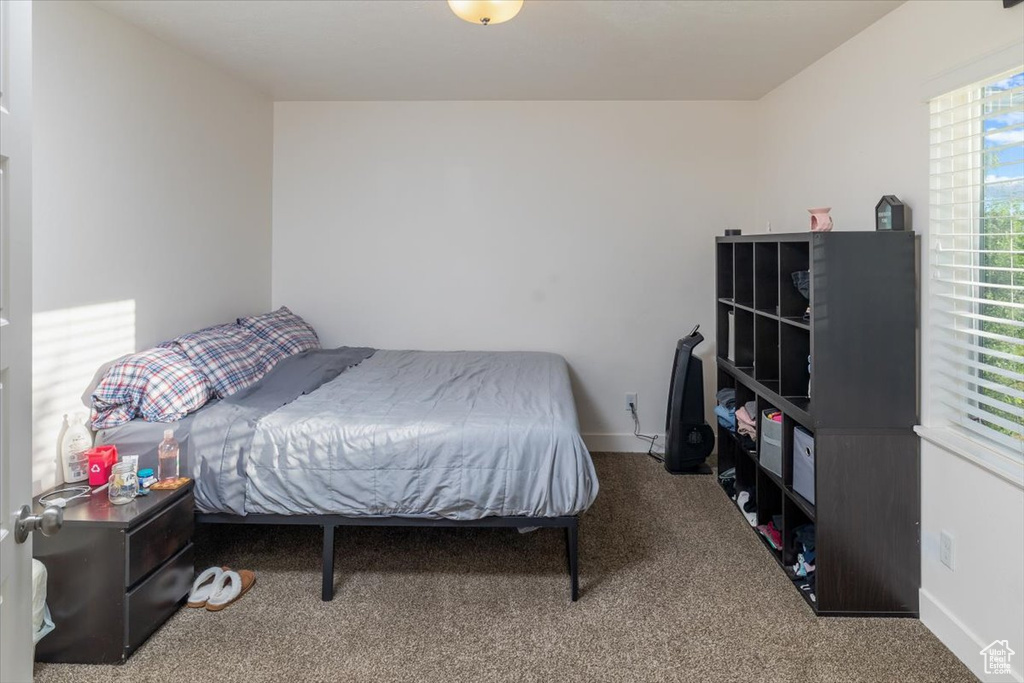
715;231;919;617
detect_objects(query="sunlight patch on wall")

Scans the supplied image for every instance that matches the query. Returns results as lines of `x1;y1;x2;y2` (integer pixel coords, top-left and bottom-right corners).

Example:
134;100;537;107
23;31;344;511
32;300;136;494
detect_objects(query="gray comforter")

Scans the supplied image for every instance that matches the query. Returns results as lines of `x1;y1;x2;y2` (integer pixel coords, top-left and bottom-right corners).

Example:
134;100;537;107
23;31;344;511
101;348;598;520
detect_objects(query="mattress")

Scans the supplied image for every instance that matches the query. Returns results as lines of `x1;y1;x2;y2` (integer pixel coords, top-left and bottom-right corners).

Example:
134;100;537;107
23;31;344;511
100;347;598;520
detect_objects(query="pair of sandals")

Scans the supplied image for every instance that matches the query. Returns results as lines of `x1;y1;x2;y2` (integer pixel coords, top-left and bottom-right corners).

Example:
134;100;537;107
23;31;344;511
187;566;256;611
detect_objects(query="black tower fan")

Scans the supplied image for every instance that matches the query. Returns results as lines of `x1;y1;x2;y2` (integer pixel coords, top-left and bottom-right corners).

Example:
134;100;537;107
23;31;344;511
664;325;715;474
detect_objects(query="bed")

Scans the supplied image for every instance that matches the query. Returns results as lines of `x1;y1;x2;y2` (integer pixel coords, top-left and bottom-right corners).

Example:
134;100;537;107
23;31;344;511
98;347;599;601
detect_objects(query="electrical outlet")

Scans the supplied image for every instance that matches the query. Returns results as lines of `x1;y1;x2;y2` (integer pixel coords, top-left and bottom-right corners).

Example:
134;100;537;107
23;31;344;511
940;531;955;571
625;393;637;412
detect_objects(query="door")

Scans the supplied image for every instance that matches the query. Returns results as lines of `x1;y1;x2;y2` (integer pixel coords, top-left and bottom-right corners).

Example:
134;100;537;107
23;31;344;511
0;1;34;681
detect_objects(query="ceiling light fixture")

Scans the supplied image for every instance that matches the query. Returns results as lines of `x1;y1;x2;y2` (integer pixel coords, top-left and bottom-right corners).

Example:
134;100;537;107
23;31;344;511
447;0;524;26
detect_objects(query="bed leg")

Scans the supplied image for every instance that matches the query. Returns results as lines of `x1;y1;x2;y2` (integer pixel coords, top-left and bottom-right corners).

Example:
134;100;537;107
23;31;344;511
322;524;335;602
565;518;579;602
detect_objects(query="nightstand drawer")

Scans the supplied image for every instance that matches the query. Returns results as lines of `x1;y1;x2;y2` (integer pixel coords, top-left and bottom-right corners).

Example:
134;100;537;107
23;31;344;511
127;543;194;656
127;492;193;587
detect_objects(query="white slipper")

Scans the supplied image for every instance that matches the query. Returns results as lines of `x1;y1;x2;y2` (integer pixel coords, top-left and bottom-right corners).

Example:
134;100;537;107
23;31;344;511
206;569;256;612
187;566;227;608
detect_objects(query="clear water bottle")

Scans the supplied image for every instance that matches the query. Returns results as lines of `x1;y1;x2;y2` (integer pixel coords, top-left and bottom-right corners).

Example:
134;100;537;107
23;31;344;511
157;429;179;482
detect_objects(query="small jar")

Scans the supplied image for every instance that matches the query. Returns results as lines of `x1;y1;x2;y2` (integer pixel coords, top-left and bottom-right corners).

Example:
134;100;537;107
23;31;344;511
138;468;156;489
108;461;139;505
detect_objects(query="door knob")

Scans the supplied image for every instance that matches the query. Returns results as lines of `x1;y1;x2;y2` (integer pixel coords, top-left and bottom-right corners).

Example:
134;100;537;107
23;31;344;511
14;504;63;543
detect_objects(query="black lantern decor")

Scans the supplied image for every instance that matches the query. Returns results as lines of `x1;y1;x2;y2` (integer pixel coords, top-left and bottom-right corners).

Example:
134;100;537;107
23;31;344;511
875;195;911;232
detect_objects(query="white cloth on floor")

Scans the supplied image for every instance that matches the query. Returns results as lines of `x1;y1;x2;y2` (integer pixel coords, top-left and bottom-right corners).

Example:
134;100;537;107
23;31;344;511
32;559;55;644
736;491;757;527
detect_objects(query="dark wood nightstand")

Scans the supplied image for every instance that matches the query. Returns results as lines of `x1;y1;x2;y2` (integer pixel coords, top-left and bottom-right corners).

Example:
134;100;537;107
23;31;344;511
33;482;195;664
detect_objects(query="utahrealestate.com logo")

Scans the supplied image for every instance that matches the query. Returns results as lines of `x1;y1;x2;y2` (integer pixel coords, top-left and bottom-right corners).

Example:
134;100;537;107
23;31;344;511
980;640;1016;677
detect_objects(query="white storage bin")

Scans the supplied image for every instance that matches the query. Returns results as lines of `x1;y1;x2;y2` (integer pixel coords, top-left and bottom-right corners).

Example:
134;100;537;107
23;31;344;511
793;426;815;504
759;410;783;477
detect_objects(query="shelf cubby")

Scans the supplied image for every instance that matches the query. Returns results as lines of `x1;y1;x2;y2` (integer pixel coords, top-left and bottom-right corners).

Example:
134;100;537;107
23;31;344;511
715;369;738;480
733;308;755;368
755;468;784;558
734;439;757;492
782;496;815;568
754;242;780;314
716;302;733;361
787;485;816;523
714;232;919;617
754;315;779;383
735;382;756;417
779;241;810;320
780;324;811;399
734;242;754;307
717;242;734;300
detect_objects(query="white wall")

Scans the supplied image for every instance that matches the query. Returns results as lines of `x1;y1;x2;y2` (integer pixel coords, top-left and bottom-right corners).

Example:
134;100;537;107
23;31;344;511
272;101;757;448
754;2;1024;680
31;0;273;493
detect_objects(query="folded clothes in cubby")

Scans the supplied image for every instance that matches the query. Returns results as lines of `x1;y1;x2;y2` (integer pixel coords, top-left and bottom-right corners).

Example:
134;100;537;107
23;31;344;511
736;401;758;439
716;388;736;410
715;404;736;430
790;523;816;580
715;389;738;431
756;521;782;550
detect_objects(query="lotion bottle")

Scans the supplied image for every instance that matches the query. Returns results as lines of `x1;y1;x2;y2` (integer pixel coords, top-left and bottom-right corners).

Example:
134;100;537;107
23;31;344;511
60;413;93;484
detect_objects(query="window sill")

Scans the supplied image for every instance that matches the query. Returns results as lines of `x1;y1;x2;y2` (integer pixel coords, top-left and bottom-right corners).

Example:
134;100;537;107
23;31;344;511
915;425;1024;491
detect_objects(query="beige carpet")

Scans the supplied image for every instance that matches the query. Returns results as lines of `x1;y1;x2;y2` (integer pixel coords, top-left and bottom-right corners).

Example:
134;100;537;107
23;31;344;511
35;453;975;683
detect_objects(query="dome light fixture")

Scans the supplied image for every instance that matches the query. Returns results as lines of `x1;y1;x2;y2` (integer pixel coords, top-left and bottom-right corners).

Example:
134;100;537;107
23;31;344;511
447;0;524;26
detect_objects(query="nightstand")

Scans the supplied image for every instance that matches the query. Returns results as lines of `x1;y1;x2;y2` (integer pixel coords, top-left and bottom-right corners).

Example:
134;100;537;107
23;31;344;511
33;482;195;664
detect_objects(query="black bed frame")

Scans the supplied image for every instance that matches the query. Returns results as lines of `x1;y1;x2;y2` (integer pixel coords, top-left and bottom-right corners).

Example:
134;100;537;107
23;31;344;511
195;513;580;602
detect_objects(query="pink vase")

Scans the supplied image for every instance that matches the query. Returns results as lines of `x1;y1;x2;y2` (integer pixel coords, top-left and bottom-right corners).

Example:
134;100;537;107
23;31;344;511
808;207;833;232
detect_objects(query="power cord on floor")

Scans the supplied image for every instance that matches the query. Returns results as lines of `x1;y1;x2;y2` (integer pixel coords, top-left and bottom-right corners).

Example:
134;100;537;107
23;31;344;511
630;402;663;463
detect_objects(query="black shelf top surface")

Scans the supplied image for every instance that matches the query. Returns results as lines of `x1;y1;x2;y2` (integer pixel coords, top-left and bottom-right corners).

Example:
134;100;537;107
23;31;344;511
717;232;812;244
34;481;193;530
718;358;814;430
716;230;915;244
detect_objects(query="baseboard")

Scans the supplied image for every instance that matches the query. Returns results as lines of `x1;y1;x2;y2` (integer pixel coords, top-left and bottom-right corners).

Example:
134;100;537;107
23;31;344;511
582;433;662;454
920;588;1023;682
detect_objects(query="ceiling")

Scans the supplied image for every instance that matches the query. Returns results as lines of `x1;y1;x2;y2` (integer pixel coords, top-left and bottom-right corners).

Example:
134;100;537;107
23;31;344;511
93;0;903;101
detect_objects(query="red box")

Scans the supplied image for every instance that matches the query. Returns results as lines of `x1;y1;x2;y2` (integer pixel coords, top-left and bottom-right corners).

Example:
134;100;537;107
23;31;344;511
87;445;118;486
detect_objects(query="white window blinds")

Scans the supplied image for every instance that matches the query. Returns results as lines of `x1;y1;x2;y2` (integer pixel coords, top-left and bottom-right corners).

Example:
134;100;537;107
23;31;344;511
929;67;1024;457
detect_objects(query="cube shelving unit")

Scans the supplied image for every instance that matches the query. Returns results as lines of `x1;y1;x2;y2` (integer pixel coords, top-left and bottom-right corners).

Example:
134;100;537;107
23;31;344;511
715;231;919;616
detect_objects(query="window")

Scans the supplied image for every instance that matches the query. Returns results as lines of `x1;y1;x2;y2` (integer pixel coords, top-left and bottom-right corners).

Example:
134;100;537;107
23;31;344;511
929;67;1024;459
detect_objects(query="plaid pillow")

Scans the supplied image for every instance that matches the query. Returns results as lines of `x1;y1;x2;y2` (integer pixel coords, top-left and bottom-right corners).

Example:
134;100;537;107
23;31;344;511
172;324;286;398
238;306;321;357
91;347;213;429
